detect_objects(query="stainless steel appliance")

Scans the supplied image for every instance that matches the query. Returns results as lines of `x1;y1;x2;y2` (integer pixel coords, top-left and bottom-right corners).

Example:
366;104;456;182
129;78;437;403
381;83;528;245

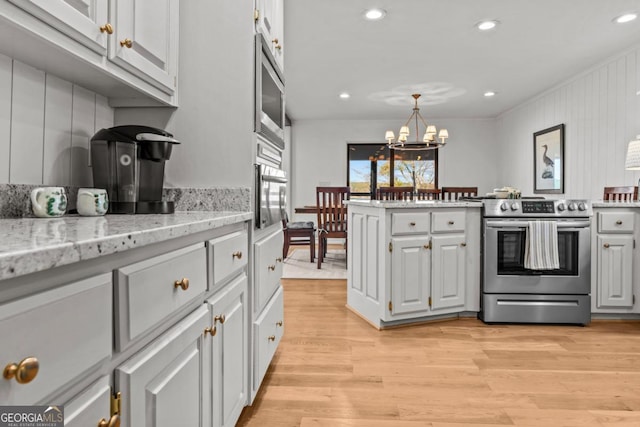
255;33;285;150
481;199;592;325
91;125;179;214
255;164;287;229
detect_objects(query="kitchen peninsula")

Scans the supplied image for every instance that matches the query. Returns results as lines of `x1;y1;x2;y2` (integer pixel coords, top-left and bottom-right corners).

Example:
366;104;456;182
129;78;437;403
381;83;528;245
346;199;482;328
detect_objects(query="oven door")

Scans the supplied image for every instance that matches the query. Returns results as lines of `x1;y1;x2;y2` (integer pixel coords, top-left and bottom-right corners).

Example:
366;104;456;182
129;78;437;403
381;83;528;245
483;219;591;294
255;164;287;229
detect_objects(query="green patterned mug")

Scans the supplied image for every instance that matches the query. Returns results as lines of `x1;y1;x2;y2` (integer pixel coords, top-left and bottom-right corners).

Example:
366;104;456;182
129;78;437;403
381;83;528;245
77;188;109;216
30;187;67;218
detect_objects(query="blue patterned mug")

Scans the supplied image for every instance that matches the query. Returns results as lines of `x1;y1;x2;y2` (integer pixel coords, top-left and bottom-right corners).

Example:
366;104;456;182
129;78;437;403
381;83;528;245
77;188;109;216
30;187;67;218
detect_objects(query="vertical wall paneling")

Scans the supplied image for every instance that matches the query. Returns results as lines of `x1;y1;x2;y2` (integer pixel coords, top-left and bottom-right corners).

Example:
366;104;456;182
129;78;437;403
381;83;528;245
43;75;73;185
70;85;95;187
10;61;45;185
0;54;11;183
624;52;637;185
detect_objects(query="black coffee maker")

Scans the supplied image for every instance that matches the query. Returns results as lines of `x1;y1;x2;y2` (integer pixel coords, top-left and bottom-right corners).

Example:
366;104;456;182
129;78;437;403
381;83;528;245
91;125;180;214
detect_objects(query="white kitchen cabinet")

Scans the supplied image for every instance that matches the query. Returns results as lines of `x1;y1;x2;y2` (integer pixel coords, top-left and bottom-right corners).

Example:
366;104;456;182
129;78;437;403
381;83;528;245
8;0;109;54
109;0;179;95
253;286;284;394
206;274;248;427
254;228;284;315
592;208;638;314
64;376;114;427
255;0;284;71
116;305;210;427
347;203;481;328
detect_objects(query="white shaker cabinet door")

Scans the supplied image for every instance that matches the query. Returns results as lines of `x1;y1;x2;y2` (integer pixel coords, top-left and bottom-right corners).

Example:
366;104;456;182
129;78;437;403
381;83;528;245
109;0;179;94
431;234;466;312
390;236;431;315
9;0;109;54
597;234;634;308
116;305;210;427
64;376;113;427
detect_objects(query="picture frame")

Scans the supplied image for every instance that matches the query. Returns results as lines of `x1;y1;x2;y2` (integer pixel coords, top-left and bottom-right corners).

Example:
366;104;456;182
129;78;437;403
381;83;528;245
533;124;565;194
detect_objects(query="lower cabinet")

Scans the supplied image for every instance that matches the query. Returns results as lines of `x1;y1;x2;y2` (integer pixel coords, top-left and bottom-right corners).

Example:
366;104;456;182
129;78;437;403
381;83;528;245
253;286;284;393
206;274;248;427
116;305;210;427
64;376;113;427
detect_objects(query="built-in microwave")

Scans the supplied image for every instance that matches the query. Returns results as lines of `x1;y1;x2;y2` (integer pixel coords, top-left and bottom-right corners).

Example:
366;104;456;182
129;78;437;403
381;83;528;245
255;33;285;150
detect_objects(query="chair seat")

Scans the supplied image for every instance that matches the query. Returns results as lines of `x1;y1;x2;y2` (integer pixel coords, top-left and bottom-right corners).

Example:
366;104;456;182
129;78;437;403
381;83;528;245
288;221;315;230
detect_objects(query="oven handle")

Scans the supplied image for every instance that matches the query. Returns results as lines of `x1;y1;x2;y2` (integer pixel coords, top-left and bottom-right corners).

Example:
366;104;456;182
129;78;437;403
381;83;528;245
485;220;591;229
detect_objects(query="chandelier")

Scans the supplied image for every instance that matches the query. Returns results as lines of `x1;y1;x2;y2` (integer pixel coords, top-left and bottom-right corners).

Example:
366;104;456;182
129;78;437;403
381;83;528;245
385;94;449;151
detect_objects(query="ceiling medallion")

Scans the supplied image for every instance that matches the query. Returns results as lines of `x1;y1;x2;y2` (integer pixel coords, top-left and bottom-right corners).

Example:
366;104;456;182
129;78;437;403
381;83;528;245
385;94;449;151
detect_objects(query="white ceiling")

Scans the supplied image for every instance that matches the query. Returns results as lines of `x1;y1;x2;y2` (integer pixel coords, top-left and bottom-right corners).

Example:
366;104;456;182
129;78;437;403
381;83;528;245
283;0;640;121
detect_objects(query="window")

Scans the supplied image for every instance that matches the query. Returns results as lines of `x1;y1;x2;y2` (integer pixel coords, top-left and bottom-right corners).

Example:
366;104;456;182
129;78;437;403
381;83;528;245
347;143;438;198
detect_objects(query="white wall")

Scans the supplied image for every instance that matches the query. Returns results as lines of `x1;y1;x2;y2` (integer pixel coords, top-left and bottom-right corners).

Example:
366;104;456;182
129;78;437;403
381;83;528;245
0;55;114;186
290;118;498;219
497;45;640;200
114;0;255;189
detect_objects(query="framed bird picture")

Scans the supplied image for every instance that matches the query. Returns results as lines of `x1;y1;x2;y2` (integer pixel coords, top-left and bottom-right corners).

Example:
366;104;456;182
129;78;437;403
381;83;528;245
533;124;565;194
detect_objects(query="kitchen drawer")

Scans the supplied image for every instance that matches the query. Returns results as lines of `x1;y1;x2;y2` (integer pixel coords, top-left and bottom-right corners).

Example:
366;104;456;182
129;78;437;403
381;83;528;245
253;286;284;391
208;230;248;292
65;376;112;427
392;212;430;235
598;211;635;233
431;210;466;233
254;229;284;314
115;243;207;351
0;274;112;405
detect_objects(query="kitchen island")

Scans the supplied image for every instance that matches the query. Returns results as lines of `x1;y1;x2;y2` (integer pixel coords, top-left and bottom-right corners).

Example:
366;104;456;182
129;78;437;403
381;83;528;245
346;200;482;328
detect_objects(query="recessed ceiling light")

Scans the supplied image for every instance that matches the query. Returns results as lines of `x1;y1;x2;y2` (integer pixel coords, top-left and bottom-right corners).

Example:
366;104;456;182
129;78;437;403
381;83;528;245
477;20;499;31
484;91;496;97
339;92;350;99
613;13;637;24
364;9;386;21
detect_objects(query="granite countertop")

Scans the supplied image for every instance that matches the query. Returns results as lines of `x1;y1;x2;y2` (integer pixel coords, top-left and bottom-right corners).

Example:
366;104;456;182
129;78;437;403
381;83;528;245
592;201;640;208
346;200;483;208
0;211;252;281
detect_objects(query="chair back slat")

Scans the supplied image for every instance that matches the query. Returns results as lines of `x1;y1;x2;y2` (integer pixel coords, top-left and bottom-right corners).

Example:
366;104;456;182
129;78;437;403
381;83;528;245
603;186;638;201
441;186;478;201
416;188;441;200
316;186;350;233
376;187;414;200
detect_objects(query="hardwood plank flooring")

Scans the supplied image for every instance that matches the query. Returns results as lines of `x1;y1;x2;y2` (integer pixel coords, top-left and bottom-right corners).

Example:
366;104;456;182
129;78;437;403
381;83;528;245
237;279;640;426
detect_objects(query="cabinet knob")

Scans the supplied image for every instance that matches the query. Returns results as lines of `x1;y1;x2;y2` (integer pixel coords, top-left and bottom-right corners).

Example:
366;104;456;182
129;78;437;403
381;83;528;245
268;265;276;271
3;357;39;384
232;251;242;259
276;257;283;263
448;220;455;225
272;38;279;44
409;222;416;226
120;38;133;48
460;242;467;247
616;220;623;225
98;414;120;427
174;278;189;291
603;243;610;248
268;335;276;341
204;326;217;336
214;314;226;324
275;44;282;51
99;23;114;35
276;320;283;327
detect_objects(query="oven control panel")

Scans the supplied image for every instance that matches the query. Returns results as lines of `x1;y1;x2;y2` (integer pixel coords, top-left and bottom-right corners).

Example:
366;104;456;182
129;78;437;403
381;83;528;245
522;201;555;213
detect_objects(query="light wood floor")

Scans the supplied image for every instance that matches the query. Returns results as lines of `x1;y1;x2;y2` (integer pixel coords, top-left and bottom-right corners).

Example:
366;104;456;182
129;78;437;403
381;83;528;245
237;279;640;427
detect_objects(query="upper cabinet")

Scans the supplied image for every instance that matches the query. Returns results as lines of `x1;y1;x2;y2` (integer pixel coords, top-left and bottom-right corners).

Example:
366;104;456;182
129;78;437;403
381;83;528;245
0;0;179;106
255;0;284;71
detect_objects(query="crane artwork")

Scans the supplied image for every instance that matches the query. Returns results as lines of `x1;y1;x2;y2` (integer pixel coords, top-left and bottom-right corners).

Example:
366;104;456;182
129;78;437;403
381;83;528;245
541;144;554;179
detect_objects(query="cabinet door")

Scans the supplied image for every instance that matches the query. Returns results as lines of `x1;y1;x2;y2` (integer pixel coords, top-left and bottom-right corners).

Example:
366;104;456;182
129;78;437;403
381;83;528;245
65;376;113;427
109;0;179;94
390;237;430;315
206;275;248;427
597;235;634;308
116;305;209;427
255;0;283;70
431;234;466;311
9;0;109;54
254;228;284;314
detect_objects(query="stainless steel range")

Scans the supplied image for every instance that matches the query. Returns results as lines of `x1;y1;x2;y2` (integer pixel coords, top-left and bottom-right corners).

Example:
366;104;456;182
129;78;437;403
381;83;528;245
481;199;592;325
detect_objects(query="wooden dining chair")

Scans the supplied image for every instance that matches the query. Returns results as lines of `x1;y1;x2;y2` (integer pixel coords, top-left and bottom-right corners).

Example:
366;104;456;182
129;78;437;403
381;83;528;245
376;186;414;200
316;186;350;269
603;186;638;201
416;188;441;200
281;211;316;262
441;186;478;201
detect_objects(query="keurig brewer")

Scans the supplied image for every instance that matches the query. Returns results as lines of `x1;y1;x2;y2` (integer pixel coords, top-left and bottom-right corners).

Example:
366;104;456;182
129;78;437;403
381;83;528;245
91;125;179;214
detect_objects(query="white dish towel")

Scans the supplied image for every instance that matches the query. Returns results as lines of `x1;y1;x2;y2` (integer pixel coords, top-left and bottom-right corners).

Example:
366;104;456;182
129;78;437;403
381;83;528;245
524;220;560;270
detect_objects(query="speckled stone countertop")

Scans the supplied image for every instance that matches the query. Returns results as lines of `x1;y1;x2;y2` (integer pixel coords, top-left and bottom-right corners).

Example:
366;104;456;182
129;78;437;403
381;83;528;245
0;211;252;281
346;200;483;208
592;201;640;208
